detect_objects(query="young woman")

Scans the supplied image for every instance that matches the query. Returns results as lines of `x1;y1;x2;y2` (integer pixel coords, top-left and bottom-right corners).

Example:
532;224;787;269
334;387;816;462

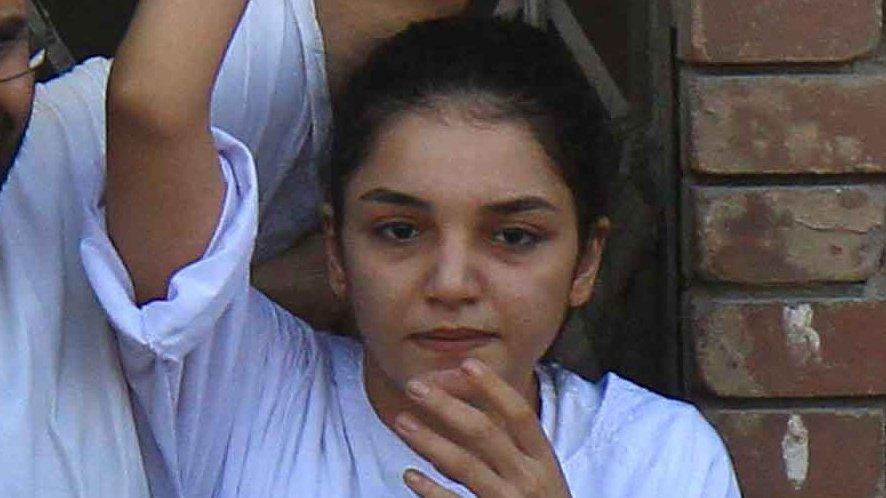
83;0;741;496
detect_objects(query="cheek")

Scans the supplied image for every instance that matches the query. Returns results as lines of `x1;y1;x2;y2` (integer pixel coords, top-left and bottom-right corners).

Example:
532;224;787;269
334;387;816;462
0;79;32;175
0;76;34;127
498;262;573;322
339;234;417;334
491;249;577;345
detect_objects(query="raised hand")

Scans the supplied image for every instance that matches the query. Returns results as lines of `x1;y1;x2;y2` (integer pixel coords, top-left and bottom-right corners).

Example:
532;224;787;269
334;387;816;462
107;0;248;303
394;359;572;498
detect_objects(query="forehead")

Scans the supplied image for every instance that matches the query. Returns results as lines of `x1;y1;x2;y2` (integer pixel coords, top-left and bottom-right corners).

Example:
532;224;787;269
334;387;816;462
0;0;26;16
351;111;572;205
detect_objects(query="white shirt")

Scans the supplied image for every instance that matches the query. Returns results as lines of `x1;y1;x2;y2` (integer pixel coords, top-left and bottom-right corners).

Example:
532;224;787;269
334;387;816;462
81;130;742;498
0;1;329;496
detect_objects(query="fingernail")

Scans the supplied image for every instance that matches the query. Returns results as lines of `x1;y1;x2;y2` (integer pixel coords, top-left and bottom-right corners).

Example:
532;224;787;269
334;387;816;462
395;413;420;433
461;358;486;376
403;469;422;485
406;379;430;399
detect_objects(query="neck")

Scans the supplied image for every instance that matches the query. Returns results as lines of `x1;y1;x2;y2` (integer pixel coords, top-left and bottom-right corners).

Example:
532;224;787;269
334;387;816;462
362;350;541;437
314;0;470;97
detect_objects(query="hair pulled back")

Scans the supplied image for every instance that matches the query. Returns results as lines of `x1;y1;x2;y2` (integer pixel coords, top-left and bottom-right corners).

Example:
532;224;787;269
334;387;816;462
329;17;619;246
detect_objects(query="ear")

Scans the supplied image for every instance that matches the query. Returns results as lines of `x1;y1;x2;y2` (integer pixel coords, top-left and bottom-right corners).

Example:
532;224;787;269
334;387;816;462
322;204;348;301
569;217;610;307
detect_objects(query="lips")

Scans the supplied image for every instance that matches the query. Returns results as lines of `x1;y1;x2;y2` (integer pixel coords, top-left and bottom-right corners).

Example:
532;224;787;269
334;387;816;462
409;328;499;353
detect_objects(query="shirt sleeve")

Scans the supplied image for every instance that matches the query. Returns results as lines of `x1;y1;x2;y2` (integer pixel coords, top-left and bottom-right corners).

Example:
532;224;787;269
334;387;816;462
210;0;330;261
81;129;258;362
79;129;319;497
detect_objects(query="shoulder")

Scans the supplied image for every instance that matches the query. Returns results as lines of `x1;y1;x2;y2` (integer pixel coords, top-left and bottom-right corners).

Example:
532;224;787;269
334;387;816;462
36;57;111;96
251;289;322;352
595;374;725;458
252;291;363;375
31;57;111;136
2;58;113;232
315;331;363;369
16;58;112;192
553;371;739;497
547;368;712;459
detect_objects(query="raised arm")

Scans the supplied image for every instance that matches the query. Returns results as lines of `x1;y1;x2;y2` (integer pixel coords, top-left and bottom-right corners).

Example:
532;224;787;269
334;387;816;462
106;0;248;303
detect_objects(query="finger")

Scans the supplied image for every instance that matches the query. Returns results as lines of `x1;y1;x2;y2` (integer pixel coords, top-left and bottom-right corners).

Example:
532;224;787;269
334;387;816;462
394;412;511;498
403;468;463;498
404;378;526;477
416;368;475;400
460;358;553;459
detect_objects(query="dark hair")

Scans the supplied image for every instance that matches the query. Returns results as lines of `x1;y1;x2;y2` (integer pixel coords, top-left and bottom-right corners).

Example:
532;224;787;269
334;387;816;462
328;17;619;246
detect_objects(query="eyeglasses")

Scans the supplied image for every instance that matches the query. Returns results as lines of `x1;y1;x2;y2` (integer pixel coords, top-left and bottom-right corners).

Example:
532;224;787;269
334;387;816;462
0;26;46;83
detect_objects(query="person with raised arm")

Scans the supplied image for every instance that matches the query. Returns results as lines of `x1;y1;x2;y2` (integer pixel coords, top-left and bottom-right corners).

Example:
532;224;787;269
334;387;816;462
88;0;743;496
0;0;471;495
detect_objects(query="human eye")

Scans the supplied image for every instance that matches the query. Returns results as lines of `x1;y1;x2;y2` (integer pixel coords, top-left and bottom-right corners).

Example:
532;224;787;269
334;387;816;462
0;25;26;49
0;27;28;64
0;38;17;57
491;226;543;250
375;221;421;243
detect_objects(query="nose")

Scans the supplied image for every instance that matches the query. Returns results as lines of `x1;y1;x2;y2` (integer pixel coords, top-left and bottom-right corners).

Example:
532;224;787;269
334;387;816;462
424;233;481;307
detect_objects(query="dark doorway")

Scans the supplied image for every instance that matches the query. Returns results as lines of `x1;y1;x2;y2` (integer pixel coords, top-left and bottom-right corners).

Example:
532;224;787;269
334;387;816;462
547;0;680;396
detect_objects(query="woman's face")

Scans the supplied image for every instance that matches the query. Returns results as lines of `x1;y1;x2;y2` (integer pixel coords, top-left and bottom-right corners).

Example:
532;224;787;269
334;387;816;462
328;110;606;398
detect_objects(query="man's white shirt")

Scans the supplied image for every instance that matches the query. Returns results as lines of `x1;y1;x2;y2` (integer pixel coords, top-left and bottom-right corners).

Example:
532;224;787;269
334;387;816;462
0;0;329;495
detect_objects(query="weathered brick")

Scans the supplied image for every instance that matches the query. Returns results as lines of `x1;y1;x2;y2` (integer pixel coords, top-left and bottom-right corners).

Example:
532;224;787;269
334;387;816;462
684;73;886;174
691;185;886;284
678;0;882;63
688;296;886;397
705;409;885;498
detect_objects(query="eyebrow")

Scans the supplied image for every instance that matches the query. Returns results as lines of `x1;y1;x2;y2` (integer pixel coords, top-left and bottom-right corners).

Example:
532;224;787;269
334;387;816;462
0;12;26;40
358;188;431;210
481;196;559;215
358;188;558;215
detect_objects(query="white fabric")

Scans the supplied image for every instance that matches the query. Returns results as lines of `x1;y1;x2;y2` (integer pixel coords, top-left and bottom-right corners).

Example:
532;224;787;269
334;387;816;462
81;132;742;498
0;1;329;496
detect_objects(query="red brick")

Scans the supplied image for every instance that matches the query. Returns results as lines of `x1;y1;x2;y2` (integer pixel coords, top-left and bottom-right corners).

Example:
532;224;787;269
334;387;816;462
684;74;886;174
678;0;882;63
705;409;885;498
691;186;886;284
689;296;886;397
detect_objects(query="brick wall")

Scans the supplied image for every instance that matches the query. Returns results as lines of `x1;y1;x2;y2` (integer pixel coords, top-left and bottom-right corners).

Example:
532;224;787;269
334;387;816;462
677;1;886;496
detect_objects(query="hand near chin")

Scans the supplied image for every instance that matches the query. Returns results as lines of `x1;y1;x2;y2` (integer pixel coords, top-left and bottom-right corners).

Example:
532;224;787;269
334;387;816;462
393;359;572;498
